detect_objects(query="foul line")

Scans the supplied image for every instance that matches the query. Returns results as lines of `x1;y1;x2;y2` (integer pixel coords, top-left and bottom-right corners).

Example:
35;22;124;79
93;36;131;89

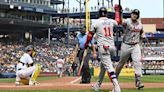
70;77;81;84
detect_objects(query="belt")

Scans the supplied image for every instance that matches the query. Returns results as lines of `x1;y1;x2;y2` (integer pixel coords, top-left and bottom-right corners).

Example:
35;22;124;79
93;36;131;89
123;42;138;45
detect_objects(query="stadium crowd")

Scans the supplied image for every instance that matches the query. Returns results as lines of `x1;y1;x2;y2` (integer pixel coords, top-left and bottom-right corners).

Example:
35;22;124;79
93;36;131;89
0;34;164;76
0;39;76;76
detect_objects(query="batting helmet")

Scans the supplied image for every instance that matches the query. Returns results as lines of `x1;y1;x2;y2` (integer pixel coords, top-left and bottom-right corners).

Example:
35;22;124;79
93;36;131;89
131;9;140;19
99;7;107;17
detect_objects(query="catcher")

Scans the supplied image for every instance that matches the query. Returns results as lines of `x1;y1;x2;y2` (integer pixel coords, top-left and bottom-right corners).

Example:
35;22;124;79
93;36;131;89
15;45;41;86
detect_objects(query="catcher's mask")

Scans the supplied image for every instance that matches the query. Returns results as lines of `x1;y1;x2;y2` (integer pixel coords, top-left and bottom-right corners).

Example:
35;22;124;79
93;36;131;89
25;45;36;57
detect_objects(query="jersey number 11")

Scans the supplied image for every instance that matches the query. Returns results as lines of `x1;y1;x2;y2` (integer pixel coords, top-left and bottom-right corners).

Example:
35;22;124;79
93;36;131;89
104;27;111;37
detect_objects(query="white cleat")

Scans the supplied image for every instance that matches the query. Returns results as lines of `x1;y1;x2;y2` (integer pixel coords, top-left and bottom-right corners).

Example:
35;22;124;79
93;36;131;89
29;80;39;86
15;81;20;86
91;84;100;92
111;86;121;92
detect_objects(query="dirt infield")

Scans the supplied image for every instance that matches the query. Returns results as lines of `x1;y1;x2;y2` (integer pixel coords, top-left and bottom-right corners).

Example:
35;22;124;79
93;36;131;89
0;77;164;90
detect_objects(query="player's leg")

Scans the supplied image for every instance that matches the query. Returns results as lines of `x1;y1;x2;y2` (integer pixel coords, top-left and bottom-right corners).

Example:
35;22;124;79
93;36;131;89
78;49;85;83
131;44;144;89
83;48;92;83
115;43;131;77
29;64;41;85
59;68;63;78
15;71;23;86
16;66;36;85
92;62;106;92
99;46;121;92
57;67;60;77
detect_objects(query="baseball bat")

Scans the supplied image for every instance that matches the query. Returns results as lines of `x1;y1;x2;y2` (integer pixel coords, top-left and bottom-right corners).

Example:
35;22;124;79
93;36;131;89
77;49;88;76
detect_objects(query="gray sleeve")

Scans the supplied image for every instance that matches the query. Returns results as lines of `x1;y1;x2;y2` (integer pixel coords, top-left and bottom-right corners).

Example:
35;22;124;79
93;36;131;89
90;21;97;33
140;24;144;35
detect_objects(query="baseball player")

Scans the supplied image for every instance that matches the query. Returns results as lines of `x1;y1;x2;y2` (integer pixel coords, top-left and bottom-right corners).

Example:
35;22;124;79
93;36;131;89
115;9;144;89
56;57;65;78
85;7;121;92
15;45;41;86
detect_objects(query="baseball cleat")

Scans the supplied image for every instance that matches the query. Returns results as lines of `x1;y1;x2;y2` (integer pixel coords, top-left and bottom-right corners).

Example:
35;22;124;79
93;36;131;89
15;81;20;86
136;82;144;90
111;87;121;92
91;84;100;92
29;80;40;86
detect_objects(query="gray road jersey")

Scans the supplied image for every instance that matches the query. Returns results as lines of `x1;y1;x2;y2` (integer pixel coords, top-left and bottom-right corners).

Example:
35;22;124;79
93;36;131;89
91;17;117;46
123;19;143;44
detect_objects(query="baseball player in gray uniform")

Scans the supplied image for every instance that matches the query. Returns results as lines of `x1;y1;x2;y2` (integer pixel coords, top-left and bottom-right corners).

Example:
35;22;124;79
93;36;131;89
115;9;144;90
85;7;121;92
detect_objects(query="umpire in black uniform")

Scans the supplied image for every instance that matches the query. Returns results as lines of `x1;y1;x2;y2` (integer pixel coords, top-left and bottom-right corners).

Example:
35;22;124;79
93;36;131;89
76;27;95;84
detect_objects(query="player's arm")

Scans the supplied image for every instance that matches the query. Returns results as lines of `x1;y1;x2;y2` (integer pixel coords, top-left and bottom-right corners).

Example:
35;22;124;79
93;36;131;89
92;43;97;59
90;37;96;58
75;34;81;57
85;31;95;48
140;25;144;38
27;56;34;67
85;23;96;48
122;19;128;28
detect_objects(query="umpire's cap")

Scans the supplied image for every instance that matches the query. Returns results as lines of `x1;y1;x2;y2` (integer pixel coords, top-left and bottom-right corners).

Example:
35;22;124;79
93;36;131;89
99;7;107;17
131;9;140;19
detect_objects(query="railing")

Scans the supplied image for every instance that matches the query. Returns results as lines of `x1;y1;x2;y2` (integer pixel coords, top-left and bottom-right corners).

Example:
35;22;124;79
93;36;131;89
0;13;53;25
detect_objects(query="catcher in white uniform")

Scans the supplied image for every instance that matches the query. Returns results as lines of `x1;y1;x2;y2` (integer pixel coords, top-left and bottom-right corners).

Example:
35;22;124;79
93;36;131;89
85;7;121;92
15;45;41;86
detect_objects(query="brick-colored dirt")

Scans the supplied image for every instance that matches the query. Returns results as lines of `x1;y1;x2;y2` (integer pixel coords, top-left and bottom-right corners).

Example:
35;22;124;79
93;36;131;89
0;77;164;90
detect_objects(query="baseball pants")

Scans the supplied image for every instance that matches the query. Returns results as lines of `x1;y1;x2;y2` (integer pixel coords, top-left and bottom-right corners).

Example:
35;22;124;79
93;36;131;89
116;43;142;77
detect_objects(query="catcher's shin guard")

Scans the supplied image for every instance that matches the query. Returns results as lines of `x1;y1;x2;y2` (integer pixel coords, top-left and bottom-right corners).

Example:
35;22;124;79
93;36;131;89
20;78;29;85
30;64;41;81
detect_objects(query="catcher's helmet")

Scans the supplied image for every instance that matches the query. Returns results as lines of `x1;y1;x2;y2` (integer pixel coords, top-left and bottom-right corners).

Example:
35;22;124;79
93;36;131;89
25;45;34;52
99;7;107;17
131;9;140;19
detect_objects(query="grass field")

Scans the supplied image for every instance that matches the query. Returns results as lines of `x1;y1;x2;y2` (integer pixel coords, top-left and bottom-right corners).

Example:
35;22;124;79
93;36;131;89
1;75;164;83
91;75;164;83
0;75;164;92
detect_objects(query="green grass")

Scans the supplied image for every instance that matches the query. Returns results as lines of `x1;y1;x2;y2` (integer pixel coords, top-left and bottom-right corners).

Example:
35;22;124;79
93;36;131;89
92;75;164;83
0;76;57;83
0;88;164;92
1;75;164;83
0;75;164;83
0;75;164;92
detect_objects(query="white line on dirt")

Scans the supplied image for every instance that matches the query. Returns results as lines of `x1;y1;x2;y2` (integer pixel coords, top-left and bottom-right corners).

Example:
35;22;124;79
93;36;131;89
70;77;81;84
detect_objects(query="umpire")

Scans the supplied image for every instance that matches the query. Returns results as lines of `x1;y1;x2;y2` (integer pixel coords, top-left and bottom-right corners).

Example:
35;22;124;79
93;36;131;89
76;26;94;84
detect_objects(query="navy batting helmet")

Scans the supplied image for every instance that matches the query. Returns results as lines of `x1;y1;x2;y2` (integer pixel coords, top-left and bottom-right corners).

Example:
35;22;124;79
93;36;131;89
99;7;107;17
131;9;140;19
